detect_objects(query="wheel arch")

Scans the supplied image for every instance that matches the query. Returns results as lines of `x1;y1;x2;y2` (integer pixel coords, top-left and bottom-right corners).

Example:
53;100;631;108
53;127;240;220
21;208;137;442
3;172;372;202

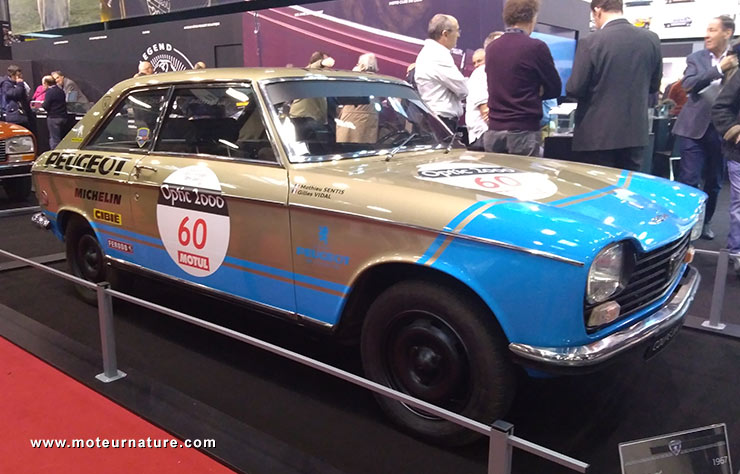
335;261;506;344
56;209;91;240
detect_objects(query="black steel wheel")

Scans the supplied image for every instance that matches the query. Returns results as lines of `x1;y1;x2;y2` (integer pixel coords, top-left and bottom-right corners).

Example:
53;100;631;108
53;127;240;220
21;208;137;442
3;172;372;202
65;216;107;305
361;280;515;446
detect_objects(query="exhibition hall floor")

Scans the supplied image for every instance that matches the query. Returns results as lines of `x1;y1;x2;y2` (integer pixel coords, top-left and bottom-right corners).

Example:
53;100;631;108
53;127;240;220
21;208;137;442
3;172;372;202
1;186;738;474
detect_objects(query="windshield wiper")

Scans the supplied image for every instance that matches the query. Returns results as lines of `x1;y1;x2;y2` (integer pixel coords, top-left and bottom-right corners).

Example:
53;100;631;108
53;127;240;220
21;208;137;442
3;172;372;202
443;132;462;154
385;133;419;161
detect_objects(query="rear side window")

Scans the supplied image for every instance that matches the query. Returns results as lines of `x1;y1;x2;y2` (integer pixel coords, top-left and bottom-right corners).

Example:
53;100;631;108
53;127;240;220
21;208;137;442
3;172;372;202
154;86;275;162
86;89;169;152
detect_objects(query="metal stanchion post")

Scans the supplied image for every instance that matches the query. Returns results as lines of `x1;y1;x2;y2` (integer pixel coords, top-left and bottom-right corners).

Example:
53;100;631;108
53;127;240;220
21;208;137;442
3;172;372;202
701;249;729;331
489;420;515;474
95;282;126;383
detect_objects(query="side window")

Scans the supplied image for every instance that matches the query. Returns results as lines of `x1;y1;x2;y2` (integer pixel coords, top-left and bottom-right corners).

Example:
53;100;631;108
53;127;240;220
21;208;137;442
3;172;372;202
86;89;168;152
154;86;275;162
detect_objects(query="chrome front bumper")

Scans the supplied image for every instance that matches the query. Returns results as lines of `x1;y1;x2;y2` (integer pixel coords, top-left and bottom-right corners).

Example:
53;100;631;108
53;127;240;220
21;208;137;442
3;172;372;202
31;212;52;230
509;266;700;367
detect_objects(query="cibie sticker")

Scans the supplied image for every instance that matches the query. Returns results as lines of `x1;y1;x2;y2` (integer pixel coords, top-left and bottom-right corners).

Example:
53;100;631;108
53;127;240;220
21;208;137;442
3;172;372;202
156;166;230;277
417;162;558;201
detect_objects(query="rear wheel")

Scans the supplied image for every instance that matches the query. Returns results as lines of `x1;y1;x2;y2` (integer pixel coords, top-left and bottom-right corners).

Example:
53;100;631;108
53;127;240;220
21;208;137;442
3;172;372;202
3;177;32;202
65;216;108;305
360;280;515;446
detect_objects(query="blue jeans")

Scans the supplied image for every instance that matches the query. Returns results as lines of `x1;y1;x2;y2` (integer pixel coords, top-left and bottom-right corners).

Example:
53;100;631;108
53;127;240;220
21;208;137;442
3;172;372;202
678;126;725;223
728;160;740;253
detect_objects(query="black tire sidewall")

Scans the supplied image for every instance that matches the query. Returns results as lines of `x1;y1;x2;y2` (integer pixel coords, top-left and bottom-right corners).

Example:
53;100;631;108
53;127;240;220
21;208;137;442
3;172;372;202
361;280;515;446
65;217;105;305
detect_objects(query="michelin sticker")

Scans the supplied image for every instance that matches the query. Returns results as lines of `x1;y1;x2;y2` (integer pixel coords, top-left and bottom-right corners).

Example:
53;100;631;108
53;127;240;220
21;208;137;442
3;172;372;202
156;166;230;277
417;162;558;201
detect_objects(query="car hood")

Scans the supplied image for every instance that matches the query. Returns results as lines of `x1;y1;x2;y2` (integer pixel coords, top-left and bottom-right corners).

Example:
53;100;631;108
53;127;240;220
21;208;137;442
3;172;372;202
289;150;706;263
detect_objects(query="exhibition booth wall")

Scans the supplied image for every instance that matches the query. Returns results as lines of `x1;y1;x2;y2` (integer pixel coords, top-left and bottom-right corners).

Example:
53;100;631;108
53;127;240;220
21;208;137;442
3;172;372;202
9;0;589;105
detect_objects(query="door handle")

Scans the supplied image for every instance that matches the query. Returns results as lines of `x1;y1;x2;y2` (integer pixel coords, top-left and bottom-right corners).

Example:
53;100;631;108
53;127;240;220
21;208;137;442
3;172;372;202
133;164;157;178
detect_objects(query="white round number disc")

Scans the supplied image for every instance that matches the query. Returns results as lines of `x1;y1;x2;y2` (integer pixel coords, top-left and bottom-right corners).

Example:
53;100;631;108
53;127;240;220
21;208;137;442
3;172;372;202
156;166;230;277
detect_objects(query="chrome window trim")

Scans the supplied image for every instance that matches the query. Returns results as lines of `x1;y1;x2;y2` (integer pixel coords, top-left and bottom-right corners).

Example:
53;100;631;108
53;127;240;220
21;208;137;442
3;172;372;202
290;202;585;267
150;81;286;168
256;77;451;165
143;149;284;168
82;85;174;153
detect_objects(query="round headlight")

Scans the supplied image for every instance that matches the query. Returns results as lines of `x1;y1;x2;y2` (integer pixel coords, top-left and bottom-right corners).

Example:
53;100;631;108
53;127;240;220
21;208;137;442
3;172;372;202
587;243;627;304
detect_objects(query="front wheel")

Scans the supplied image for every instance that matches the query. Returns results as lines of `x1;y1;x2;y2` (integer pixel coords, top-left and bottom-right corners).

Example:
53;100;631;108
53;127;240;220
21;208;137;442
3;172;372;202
360;280;515;446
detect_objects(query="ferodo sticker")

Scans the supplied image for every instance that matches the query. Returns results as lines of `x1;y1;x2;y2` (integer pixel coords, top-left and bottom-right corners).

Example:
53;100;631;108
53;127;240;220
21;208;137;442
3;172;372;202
156;166;229;277
417;162;558;201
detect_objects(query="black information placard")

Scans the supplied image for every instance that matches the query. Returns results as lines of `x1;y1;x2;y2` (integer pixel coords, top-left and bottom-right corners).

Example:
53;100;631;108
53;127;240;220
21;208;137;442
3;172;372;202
619;424;732;474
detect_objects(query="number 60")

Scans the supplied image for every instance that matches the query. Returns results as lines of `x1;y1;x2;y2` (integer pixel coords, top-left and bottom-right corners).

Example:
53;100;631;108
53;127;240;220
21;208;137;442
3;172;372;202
178;216;207;250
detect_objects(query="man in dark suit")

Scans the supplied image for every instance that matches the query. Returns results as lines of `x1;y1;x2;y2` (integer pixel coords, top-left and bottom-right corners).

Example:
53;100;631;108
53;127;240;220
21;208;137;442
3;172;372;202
41;76;68;149
673;16;737;240
566;0;662;171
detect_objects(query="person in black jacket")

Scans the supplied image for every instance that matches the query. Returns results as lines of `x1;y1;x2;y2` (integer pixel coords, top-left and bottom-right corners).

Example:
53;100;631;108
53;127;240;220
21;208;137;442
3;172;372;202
41;76;68;149
1;65;35;132
711;68;740;277
566;0;662;171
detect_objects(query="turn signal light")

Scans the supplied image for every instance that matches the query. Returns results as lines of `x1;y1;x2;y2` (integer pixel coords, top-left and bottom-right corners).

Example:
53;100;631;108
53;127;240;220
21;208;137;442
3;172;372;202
684;246;695;263
588;301;621;327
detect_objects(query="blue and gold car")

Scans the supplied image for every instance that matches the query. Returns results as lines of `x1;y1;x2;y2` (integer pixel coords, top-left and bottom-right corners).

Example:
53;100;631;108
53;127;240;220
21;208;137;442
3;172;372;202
31;68;704;445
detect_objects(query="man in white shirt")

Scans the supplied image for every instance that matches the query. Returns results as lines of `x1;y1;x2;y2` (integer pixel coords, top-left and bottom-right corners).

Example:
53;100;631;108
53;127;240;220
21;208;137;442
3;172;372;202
465;48;488;150
465;32;503;150
414;14;468;133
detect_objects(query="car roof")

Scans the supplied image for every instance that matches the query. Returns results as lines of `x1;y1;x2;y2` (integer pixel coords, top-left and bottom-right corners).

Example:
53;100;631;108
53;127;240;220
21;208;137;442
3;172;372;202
112;67;408;95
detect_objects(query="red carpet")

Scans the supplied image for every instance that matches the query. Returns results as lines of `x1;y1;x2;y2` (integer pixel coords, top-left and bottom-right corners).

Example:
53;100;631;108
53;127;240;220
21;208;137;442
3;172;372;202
0;336;235;473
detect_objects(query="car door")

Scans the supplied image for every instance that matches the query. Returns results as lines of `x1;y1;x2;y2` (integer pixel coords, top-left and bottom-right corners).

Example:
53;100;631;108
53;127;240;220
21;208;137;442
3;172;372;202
127;83;296;314
60;87;170;264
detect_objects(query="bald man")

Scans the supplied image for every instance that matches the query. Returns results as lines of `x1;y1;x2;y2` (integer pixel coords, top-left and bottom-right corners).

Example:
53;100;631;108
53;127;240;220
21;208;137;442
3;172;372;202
134;61;154;78
414;14;467;132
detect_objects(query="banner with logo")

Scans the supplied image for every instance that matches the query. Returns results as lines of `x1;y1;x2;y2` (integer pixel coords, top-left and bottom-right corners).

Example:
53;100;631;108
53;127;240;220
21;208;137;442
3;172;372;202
8;0;250;35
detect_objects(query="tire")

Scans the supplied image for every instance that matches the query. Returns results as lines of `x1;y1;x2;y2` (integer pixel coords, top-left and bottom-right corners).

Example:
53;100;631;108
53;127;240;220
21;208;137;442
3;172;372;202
360;280;516;446
3;177;32;202
65;216;109;305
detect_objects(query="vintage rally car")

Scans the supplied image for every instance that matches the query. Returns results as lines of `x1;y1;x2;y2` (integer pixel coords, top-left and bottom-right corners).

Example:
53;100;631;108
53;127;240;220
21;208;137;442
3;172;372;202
0;121;36;201
32;68;704;445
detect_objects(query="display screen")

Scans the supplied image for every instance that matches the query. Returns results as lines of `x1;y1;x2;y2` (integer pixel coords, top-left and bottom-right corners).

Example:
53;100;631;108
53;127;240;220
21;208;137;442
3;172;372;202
532;25;578;96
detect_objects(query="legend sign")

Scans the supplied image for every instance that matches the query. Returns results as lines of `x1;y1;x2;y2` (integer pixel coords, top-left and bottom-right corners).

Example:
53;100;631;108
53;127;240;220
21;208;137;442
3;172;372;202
619;424;732;474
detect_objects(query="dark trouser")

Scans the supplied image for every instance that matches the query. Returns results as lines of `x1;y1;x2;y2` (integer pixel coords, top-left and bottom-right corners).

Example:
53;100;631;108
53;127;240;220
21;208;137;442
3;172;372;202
467;135;485;151
438;115;459;133
575;147;644;172
483;130;541;157
728;160;740;253
678;125;725;223
47;117;67;149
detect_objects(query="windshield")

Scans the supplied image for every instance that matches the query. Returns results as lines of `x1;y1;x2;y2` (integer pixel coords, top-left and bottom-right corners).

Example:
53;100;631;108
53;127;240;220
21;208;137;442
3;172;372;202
263;79;462;163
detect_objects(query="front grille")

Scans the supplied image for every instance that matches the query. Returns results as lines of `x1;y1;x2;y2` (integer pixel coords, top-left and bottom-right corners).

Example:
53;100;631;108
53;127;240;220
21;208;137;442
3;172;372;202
586;233;691;331
0;140;6;162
